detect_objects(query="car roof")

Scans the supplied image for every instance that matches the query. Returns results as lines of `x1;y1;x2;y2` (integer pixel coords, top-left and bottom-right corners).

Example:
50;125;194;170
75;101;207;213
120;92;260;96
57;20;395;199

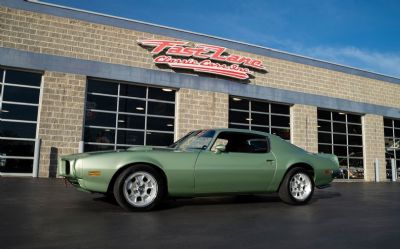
205;128;274;138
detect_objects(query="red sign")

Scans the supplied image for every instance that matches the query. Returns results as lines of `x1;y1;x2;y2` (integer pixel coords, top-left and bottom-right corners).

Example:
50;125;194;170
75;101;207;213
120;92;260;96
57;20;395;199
138;40;266;80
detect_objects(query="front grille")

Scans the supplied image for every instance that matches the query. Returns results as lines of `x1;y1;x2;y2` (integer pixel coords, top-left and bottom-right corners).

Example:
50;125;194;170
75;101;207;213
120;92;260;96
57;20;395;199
65;160;70;175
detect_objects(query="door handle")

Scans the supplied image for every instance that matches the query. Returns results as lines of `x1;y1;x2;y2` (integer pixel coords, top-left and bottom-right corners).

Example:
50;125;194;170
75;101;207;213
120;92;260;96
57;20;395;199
266;159;275;162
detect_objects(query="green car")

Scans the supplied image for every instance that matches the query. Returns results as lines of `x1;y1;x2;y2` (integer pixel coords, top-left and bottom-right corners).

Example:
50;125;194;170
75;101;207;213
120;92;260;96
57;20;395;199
59;129;339;211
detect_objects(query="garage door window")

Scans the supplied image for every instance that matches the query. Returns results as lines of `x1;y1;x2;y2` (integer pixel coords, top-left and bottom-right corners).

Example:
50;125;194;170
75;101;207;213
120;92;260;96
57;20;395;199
317;109;364;179
0;69;42;174
384;118;400;179
84;79;176;151
228;96;290;140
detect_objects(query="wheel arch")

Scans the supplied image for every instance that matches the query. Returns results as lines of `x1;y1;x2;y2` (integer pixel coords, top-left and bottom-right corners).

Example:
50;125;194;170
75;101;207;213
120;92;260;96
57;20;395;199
278;162;315;190
107;162;168;194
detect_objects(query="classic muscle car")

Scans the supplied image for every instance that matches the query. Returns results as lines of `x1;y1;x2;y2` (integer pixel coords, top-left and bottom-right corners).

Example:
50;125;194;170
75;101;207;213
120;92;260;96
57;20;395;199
59;128;339;211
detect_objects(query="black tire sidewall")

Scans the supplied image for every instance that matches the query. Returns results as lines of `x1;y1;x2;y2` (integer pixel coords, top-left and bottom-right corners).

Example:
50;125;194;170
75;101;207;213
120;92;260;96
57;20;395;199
113;164;165;211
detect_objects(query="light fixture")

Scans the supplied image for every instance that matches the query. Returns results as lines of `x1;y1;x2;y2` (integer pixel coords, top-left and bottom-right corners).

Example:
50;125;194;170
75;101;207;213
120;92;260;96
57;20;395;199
136;107;144;111
118;120;125;123
146;132;152;135
1;109;9;113
339;112;345;115
162;88;173;92
232;97;241;101
246;118;252;121
105;129;110;132
317;125;321;128
167;124;174;127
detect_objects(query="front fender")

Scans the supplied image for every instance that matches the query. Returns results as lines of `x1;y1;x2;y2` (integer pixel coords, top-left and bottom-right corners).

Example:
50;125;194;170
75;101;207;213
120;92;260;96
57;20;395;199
78;151;166;193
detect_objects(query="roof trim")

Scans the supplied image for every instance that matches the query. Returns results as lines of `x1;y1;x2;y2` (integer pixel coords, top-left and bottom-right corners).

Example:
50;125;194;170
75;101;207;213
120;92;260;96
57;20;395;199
1;0;400;85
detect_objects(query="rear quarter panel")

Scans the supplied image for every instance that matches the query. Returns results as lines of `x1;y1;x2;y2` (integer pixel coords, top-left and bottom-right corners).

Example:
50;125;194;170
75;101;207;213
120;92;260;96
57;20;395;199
268;135;337;191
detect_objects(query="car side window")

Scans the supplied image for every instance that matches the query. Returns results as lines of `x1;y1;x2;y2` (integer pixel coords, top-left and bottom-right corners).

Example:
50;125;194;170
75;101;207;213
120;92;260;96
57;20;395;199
212;132;270;153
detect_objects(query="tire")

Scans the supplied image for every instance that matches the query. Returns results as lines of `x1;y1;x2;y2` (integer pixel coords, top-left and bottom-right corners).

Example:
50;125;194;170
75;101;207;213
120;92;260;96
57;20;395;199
278;167;314;205
113;164;165;211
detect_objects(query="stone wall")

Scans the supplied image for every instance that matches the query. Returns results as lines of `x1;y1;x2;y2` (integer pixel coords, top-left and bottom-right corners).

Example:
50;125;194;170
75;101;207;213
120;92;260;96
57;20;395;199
176;89;228;139
38;71;85;177
290;104;318;153
362;115;386;181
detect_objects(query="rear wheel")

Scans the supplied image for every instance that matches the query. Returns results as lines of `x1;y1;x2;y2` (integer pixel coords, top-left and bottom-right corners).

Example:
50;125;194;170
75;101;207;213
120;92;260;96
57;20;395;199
113;165;165;211
278;167;314;205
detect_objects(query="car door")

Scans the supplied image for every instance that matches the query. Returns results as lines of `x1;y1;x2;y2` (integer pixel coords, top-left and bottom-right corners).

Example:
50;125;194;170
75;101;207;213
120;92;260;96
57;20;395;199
194;131;276;194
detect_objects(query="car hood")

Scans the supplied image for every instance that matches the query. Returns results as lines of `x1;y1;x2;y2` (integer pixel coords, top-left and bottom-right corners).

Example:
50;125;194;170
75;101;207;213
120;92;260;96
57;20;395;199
61;146;174;160
126;146;174;152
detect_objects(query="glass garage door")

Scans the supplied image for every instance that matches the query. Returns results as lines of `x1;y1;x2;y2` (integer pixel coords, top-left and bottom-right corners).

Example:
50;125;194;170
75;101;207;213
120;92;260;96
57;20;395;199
384;118;400;179
317;109;364;179
83;79;176;151
0;69;42;175
228;96;291;141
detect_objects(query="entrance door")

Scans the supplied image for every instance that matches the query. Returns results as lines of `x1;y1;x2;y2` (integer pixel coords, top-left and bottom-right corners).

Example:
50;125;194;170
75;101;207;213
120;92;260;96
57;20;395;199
194;131;276;194
0;69;42;175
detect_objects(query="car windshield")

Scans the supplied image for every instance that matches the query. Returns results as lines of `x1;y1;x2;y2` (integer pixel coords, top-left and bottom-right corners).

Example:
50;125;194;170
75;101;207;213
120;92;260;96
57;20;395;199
169;130;216;150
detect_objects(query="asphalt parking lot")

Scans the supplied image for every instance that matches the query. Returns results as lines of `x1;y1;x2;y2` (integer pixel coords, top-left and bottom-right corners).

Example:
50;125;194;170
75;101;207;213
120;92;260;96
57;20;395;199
0;178;399;249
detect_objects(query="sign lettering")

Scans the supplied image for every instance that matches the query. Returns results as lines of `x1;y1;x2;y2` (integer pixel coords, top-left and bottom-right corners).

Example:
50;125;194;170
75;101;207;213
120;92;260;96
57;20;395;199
138;39;266;80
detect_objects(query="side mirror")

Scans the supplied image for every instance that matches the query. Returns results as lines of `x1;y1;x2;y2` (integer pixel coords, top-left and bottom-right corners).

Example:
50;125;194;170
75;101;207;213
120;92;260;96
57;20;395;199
214;144;226;153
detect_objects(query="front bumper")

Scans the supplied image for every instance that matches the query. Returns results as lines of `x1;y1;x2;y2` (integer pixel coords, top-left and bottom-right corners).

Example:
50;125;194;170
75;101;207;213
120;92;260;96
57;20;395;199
64;177;90;192
316;184;331;189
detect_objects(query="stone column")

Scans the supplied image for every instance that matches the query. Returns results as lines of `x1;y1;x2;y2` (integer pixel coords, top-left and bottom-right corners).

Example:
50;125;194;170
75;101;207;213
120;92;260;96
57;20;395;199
37;71;86;177
175;88;228;139
362;114;386;181
290;104;318;153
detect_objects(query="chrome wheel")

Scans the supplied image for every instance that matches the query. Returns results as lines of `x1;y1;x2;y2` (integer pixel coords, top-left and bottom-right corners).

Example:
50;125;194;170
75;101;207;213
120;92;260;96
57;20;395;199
123;171;158;207
289;172;312;201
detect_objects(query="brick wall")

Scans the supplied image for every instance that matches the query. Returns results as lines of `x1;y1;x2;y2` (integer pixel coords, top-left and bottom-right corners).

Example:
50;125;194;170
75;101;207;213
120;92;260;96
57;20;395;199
1;6;400;109
290;104;318;153
38;72;86;177
362;115;386;181
176;89;228;138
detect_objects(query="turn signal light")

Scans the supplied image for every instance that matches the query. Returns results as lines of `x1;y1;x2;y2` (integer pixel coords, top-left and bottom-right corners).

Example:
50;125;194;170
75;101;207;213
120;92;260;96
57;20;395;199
88;171;101;176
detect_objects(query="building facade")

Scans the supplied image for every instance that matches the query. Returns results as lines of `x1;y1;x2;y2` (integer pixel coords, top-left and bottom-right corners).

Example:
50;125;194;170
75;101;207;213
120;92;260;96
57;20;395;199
1;0;399;181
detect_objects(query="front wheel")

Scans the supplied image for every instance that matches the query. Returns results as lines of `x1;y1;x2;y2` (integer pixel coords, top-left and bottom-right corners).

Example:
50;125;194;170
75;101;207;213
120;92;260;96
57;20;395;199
113;165;165;211
278;167;314;205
